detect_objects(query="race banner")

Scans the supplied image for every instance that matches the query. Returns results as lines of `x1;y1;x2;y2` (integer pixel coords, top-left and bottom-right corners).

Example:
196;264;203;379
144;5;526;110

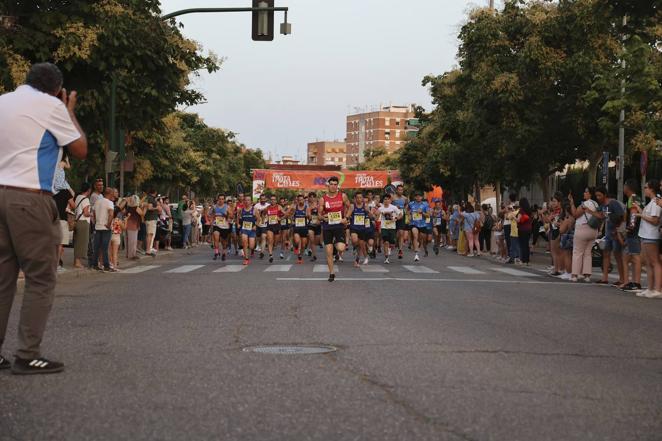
254;170;390;190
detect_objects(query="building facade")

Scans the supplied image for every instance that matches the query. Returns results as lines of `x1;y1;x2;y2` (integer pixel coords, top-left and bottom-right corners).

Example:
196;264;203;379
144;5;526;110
307;141;347;167
346;104;416;167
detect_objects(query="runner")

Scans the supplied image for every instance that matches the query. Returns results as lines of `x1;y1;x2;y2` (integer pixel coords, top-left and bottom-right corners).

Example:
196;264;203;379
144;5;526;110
209;194;232;261
239;196;260;265
367;194;380;258
306;192;321;261
254;194;270;259
347;192;371;267
408;192;431;262
279;196;291;259
378;194;402;264
392;184;409;259
431;199;444;254
234;194;245;256
265;194;283;263
290;194;309;264
321;177;350;282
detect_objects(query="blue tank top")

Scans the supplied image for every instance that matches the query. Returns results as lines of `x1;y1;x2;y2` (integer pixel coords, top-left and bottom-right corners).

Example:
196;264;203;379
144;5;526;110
213;205;228;217
241;208;256;230
392;197;406;210
293;207;307;228
351;205;367;230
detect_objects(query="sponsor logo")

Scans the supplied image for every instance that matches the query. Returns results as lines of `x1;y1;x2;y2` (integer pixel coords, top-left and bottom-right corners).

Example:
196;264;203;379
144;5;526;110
354;174;384;188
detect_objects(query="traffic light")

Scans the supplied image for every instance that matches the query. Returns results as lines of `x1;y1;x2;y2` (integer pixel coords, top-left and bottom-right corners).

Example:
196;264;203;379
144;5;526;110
252;0;274;41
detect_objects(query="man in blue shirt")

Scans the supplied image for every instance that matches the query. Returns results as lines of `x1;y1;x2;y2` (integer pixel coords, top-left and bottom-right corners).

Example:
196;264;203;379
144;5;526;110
408;192;430;262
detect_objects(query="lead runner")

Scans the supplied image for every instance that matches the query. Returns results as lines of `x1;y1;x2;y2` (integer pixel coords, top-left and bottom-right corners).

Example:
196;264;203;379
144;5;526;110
320;176;350;282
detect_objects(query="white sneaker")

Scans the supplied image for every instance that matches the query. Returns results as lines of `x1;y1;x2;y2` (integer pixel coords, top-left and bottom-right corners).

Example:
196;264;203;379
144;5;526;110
414;254;420;262
560;273;571;280
56;266;67;273
363;257;369;265
384;257;390;264
239;249;244;257
636;290;651;297
647;291;662;299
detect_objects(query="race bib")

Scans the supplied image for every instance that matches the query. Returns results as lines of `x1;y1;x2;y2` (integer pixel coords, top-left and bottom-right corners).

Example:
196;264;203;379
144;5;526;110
365;217;371;228
295;217;306;227
383;220;396;230
280;218;288;226
310;215;319;225
214;216;229;229
353;214;365;226
328;211;342;225
268;215;278;225
433;218;442;226
242;221;254;230
413;212;423;221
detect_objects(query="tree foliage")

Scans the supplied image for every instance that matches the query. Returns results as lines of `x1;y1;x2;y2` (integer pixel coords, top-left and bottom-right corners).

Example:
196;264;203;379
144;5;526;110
400;0;660;196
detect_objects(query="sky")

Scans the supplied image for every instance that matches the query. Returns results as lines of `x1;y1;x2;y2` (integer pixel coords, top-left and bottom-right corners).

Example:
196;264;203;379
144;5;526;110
159;0;498;162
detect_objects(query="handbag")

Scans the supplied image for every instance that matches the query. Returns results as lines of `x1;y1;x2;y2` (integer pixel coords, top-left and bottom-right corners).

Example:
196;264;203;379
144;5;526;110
585;212;603;230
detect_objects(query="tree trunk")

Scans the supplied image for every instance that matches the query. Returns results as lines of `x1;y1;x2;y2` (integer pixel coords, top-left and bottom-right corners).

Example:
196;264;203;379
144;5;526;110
587;153;601;187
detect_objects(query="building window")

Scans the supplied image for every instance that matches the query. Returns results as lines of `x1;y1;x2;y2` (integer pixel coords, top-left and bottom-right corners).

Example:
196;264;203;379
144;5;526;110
396;119;400;126
385;118;390;126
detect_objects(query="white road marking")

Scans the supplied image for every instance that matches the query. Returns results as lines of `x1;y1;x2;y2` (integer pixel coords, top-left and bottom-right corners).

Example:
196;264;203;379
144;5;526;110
120;265;161;274
447;266;486;275
360;265;389;273
314;265;339;273
276;277;570;285
213;265;246;273
165;265;205;273
265;265;293;272
403;265;439;274
490;267;540;277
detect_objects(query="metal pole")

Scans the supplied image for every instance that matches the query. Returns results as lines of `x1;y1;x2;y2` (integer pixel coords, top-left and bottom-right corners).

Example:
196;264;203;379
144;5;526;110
161;6;288;21
108;74;116;187
489;0;500;209
489;0;494;9
617;15;627;202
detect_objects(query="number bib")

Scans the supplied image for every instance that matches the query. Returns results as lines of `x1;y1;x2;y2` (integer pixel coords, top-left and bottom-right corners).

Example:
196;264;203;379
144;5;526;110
353;214;365;226
242;221;254;230
280;219;287;226
295;217;306;227
310;215;319;225
268;215;278;225
328;211;342;225
214;216;229;229
412;212;423;221
433;218;442;226
383;220;396;230
365;217;371;228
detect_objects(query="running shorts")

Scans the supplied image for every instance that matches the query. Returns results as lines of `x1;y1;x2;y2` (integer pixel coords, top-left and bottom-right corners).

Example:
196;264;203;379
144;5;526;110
213;226;231;239
293;227;308;237
323;227;345;245
412;225;430;235
241;229;256;238
396;219;406;231
381;229;396;243
267;225;280;234
256;226;267;236
350;229;369;242
308;225;321;236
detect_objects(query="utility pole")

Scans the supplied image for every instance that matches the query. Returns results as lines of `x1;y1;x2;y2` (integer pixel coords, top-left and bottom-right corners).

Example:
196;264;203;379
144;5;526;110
617;15;627;202
489;0;494;9
489;0;501;209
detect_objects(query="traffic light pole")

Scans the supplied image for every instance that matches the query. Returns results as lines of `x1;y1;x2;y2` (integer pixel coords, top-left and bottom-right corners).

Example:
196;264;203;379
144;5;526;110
161;7;288;21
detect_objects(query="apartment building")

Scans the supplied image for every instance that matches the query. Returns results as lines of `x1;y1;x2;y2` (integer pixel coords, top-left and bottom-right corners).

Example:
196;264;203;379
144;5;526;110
346;104;416;167
307;141;347;167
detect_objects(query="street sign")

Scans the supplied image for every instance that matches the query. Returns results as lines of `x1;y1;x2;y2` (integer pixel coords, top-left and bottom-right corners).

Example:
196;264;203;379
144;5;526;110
252;0;274;41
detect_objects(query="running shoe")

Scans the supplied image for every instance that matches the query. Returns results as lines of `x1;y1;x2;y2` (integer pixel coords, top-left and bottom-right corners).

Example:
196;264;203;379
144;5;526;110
279;252;284;259
384;257;390;264
398;249;403;259
328;273;335;282
338;255;344;263
311;255;317;262
362;257;369;265
213;253;218;261
12;357;64;375
221;254;226;262
297;255;303;264
0;355;10;370
259;252;264;259
243;258;250;266
414;253;420;262
269;255;274;263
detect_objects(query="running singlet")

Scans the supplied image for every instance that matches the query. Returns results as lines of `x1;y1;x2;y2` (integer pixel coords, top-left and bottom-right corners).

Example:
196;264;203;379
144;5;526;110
266;205;281;225
322;193;344;229
213;205;230;229
409;201;430;228
351;205;367;231
433;209;443;226
240;208;256;232
309;206;320;226
294;207;307;228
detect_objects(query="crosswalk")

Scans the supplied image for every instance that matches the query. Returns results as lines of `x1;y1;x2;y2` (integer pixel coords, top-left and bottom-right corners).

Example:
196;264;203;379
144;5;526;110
115;263;543;278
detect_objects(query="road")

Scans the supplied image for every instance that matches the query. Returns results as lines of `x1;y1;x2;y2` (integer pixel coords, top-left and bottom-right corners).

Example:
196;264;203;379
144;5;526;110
2;245;661;441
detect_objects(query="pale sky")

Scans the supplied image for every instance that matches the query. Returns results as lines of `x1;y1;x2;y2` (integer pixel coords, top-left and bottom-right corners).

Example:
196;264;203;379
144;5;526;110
159;0;498;161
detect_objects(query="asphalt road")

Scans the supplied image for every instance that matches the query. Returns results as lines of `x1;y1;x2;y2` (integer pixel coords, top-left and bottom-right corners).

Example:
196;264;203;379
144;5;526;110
1;245;661;441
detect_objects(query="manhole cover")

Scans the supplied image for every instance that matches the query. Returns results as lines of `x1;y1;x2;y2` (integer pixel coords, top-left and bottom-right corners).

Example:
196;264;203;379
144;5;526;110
243;345;337;355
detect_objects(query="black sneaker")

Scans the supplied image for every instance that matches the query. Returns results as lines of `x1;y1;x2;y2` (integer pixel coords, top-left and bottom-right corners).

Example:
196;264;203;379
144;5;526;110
213;253;218;261
0;355;10;370
621;282;641;291
12;357;64;375
221;253;226;262
328;273;335;282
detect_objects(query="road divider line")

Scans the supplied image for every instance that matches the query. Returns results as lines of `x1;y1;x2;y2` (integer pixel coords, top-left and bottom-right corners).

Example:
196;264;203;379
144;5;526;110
119;265;160;274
